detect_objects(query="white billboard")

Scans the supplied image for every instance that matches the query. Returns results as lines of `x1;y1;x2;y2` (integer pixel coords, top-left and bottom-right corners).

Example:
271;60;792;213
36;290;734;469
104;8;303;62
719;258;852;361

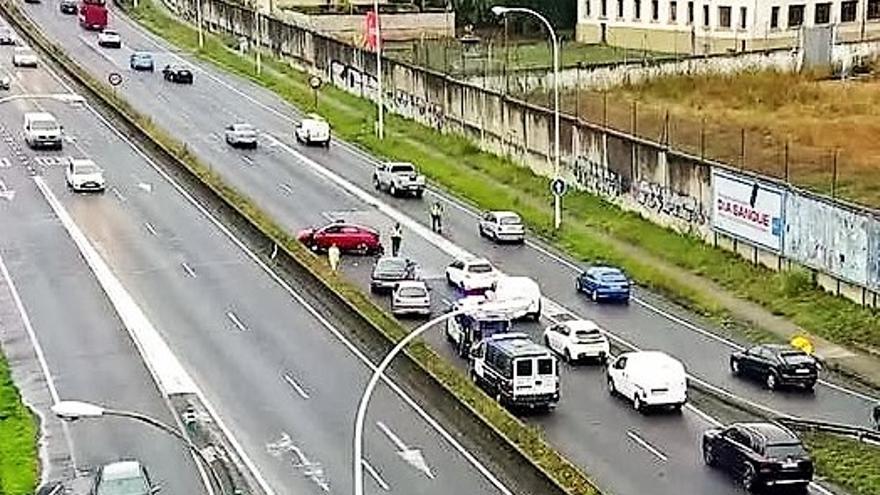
712;169;785;252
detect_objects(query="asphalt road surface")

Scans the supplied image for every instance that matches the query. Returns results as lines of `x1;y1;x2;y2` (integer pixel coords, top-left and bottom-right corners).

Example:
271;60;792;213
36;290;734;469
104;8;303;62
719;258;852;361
10;2;874;494
0;33;520;495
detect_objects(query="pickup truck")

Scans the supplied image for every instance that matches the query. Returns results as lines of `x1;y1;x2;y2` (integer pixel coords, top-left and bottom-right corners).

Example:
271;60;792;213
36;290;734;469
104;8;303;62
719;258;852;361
372;161;426;198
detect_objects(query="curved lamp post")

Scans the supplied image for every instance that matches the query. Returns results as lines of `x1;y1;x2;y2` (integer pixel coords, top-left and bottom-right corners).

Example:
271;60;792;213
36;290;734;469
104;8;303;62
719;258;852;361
491;5;561;229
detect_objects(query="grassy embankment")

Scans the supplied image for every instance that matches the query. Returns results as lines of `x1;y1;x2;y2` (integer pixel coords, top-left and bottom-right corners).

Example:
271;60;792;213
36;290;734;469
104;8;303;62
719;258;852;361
0;352;38;495
805;432;880;495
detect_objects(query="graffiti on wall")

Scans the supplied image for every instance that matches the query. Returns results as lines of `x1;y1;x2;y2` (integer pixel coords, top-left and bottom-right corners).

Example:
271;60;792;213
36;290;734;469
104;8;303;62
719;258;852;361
634;179;706;225
329;59;445;130
570;157;624;198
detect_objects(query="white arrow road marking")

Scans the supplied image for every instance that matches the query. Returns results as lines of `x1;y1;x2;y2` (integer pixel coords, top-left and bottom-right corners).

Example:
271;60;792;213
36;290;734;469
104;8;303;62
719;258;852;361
0;178;15;201
376;421;435;479
361;459;390;491
282;372;310;399
137;182;154;193
626;431;667;462
266;433;330;492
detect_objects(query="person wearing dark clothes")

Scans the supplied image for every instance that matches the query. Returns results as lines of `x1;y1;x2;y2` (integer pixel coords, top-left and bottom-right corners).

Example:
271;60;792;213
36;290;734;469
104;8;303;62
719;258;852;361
390;222;403;256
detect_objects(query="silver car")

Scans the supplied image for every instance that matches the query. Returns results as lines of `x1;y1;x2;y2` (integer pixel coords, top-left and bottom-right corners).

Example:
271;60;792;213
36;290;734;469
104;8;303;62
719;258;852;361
224;122;258;148
92;461;159;495
391;281;431;317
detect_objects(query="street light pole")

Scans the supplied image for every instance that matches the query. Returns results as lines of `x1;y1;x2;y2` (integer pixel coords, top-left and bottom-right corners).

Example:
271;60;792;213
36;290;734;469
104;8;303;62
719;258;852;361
197;0;205;49
254;7;261;75
373;0;384;139
492;6;561;229
51;401;222;495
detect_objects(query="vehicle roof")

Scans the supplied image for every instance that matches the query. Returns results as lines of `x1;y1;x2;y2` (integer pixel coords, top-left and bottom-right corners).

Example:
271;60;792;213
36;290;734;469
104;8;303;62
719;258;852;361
305;113;325;121
385;161;414;167
621;351;682;366
753;343;804;354
102;29;119;33
490;210;520;219
14;46;32;51
489;335;552;358
70;158;98;165
586;266;625;276
101;461;143;480
460;257;492;266
735;422;800;443
132;51;152;56
562;319;601;332
25;112;55;120
230;122;254;128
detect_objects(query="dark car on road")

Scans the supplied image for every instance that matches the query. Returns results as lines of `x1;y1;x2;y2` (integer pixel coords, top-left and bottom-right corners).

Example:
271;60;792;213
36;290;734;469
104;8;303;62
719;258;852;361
59;0;77;14
297;221;383;255
130;51;154;71
370;256;419;293
162;64;193;84
575;266;631;303
730;344;818;391
703;422;813;492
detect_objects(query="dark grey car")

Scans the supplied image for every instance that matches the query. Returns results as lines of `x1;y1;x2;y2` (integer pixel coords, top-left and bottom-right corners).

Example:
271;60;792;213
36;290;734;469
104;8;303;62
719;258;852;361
370;256;419;293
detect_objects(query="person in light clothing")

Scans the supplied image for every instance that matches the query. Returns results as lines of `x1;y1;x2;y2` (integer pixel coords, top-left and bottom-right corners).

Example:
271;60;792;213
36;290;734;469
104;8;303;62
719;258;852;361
328;243;341;272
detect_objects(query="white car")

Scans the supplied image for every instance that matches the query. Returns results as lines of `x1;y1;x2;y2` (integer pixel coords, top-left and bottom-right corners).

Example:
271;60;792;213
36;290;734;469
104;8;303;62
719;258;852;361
65;158;106;192
391;281;431;317
607;351;687;413
97;29;122;48
445;257;499;293
12;47;37;67
479;210;525;243
224;122;258;148
543;319;610;363
294;114;330;147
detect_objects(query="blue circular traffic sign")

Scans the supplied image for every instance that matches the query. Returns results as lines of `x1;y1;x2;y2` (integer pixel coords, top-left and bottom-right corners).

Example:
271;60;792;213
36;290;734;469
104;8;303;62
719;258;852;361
551;177;567;197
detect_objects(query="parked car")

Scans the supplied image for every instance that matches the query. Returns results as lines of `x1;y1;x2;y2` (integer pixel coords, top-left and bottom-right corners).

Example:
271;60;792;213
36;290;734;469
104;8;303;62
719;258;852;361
478;210;525;243
65;158;106;193
730;344;818;391
491;276;541;321
12;47;38;67
0;75;10;91
129;51;154;71
575;265;631;303
391;281;431;317
162;64;193;84
97;29;122;48
372;161;426;198
607;351;687;412
445;257;499;293
0;29;15;45
702;422;813;492
297;221;382;254
370;256;419;293
224;122;258;148
543;319;609;364
294;114;330;146
59;0;77;14
91;460;159;495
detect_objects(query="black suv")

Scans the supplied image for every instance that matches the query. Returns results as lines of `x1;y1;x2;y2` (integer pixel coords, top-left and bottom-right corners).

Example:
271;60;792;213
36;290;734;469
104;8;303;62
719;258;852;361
730;344;818;391
703;422;813;492
162;65;194;84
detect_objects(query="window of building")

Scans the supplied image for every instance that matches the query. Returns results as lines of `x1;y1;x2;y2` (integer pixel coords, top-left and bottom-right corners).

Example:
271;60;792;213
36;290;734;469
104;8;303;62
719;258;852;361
770;5;780;28
739;6;747;28
869;0;880;19
788;4;805;27
687;1;694;23
652;0;659;19
618;0;624;17
718;5;731;26
703;4;710;25
670;1;678;21
635;0;642;19
841;0;857;22
585;0;591;17
814;2;831;23
601;0;607;17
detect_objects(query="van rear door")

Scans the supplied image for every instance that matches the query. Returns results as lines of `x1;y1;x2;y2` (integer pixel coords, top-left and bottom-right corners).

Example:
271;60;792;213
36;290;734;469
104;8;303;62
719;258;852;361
512;356;557;398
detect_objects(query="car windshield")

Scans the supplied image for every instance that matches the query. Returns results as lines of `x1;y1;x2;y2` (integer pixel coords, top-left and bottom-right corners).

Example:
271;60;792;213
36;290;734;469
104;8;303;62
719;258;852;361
399;287;426;298
376;258;407;273
765;443;807;459
468;263;492;274
499;216;521;225
97;476;149;495
31;120;57;130
575;329;601;339
103;30;118;35
780;352;813;365
599;271;627;283
390;165;415;174
133;53;151;59
75;163;101;174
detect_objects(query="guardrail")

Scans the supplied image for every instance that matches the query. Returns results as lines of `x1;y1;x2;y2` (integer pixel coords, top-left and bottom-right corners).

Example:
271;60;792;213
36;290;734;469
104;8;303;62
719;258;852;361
775;417;880;445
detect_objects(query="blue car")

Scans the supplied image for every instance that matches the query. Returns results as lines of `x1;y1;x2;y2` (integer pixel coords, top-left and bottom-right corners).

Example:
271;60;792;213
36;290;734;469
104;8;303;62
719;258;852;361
129;51;154;71
575;266;631;303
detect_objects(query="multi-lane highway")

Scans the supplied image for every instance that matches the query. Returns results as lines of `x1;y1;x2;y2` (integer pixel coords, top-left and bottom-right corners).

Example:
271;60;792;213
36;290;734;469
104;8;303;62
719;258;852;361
7;1;878;494
0;27;531;495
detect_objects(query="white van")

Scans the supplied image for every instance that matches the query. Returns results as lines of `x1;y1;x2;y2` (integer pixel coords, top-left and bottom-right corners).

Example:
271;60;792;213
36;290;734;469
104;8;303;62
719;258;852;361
607;351;687;413
23;112;62;149
492;276;541;320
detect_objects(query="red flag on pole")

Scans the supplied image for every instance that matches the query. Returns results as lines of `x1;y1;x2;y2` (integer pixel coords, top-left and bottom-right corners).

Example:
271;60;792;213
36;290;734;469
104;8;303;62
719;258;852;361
365;10;380;51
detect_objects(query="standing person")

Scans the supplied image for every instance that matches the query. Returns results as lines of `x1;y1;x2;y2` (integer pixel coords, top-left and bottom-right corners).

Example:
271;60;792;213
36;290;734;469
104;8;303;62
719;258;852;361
328;243;341;272
390;222;403;257
430;201;444;233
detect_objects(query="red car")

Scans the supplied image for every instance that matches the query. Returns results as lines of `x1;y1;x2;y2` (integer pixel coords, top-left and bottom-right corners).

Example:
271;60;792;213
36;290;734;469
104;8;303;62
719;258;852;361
297;222;383;254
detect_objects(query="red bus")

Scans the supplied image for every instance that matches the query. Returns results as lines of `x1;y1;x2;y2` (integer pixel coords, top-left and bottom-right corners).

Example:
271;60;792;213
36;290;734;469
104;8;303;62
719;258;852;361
78;0;108;30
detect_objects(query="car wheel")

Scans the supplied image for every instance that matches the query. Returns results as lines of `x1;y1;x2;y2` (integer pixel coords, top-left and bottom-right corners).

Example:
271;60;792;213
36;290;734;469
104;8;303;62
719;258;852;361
414;189;423;199
607;377;617;396
446;272;453;285
741;463;757;491
703;444;716;466
766;372;778;390
372;176;380;190
390;184;398;196
633;394;643;412
730;359;741;376
355;243;369;256
591;289;598;302
564;348;572;364
803;381;816;393
575;278;581;292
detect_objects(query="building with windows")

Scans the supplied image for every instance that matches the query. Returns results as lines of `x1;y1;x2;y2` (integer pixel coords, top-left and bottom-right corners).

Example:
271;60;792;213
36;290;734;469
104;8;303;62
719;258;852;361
576;0;880;54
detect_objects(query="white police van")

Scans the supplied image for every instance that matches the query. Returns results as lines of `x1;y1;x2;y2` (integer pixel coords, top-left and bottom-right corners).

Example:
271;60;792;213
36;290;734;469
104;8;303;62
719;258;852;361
470;333;559;410
446;296;513;358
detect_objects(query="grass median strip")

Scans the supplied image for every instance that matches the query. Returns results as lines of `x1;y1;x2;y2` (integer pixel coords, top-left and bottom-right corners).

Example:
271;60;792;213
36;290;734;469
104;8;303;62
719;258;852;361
804;432;880;495
0;351;39;495
125;0;880;363
0;4;601;494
